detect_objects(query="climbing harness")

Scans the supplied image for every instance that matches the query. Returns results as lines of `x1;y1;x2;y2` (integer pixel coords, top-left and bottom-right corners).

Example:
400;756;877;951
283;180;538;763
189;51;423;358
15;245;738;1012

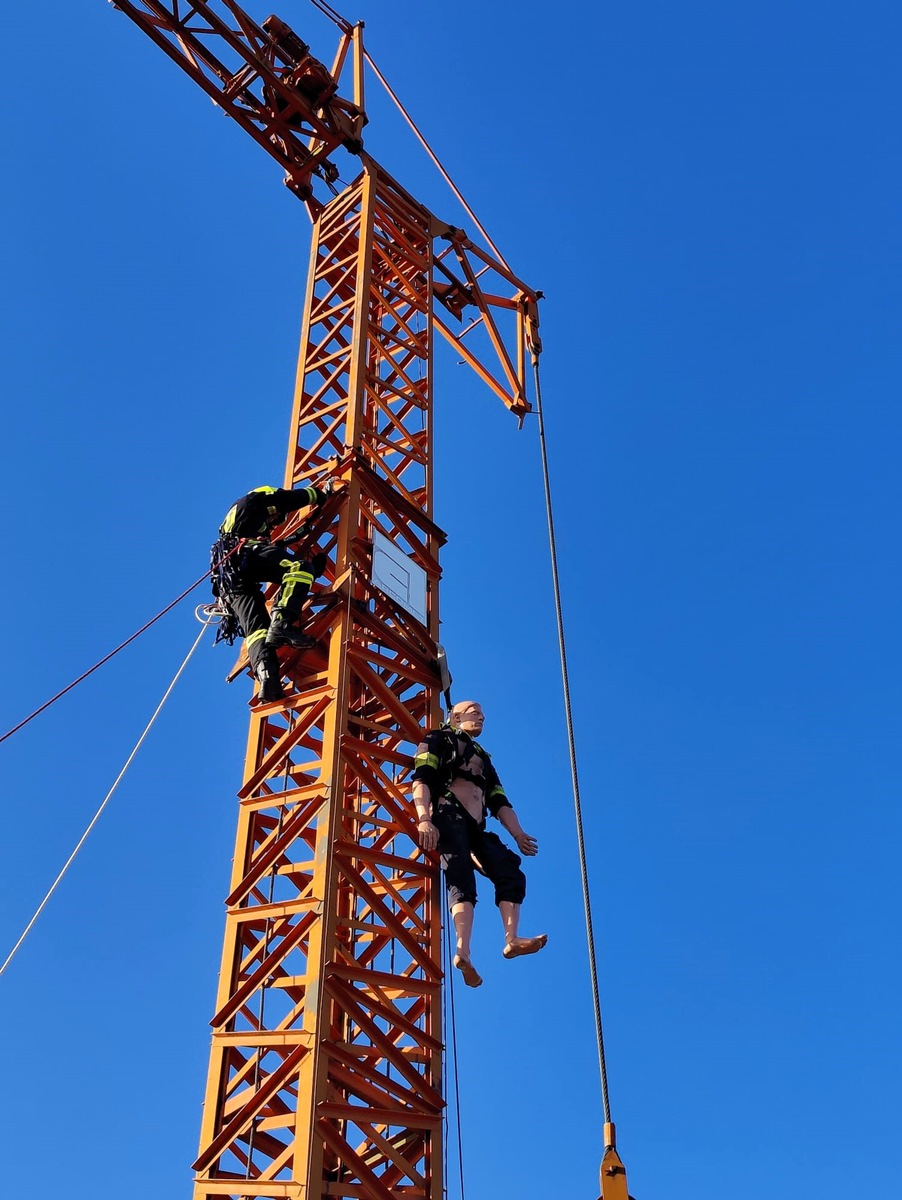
209;534;247;645
210;534;246;595
441;726;478;775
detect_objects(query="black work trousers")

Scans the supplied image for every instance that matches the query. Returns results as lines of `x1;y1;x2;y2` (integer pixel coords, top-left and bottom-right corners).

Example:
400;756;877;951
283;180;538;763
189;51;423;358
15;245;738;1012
223;543;314;674
432;794;526;909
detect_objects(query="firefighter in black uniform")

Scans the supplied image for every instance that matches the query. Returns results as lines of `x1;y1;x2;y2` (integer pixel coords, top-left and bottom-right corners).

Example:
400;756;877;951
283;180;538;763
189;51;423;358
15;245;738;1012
411;699;547;988
211;483;329;703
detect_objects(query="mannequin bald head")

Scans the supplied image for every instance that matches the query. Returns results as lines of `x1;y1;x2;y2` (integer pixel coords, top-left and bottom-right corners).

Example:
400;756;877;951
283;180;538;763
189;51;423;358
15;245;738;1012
449;700;485;736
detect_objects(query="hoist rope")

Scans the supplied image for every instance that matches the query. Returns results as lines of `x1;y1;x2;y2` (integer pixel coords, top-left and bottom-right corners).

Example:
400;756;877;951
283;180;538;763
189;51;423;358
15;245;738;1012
305;2;506;265
531;356;613;1126
0;563;223;748
0;615;213;981
309;0;352;34
362;51;511;272
440;941;449;1200
443;912;467;1200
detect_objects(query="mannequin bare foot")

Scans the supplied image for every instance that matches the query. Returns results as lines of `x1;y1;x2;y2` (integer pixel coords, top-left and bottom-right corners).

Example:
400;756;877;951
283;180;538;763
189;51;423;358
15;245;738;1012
453;954;483;987
502;934;548;959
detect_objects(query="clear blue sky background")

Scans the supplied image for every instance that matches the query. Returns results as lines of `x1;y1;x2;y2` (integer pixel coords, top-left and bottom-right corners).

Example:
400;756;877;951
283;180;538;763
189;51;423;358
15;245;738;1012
1;2;900;1197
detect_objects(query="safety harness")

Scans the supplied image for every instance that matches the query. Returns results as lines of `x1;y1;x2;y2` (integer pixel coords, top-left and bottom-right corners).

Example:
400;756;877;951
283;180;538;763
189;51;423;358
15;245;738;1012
209;535;246;645
436;727;491;828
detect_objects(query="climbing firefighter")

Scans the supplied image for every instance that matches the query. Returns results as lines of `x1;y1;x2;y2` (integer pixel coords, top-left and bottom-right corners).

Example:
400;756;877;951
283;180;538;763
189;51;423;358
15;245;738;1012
411;699;547;988
210;483;330;703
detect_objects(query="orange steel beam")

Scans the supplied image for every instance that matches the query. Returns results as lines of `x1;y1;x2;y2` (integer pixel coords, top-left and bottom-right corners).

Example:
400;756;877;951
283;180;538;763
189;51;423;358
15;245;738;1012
193;163;445;1200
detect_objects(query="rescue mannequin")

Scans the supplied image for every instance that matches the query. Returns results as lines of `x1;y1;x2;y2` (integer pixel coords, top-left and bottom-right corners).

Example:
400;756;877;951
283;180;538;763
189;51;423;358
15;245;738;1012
412;699;547;988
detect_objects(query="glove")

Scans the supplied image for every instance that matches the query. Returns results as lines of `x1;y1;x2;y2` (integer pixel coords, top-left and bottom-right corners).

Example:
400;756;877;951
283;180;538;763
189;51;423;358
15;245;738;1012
311;552;329;577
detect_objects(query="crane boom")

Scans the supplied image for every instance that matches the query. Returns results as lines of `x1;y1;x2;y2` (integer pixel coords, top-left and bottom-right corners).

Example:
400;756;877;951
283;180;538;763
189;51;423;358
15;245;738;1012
113;0;366;204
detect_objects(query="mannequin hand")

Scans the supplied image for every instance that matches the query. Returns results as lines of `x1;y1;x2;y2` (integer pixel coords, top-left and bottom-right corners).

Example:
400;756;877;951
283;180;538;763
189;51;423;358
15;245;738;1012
417;819;440;851
515;830;539;856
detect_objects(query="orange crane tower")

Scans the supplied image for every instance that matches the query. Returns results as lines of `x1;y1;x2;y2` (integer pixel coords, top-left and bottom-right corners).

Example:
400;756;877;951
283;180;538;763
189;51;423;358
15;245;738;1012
114;4;541;1198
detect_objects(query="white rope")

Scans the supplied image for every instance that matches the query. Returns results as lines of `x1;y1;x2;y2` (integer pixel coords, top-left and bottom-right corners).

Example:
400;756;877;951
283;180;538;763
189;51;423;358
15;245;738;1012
0;617;213;979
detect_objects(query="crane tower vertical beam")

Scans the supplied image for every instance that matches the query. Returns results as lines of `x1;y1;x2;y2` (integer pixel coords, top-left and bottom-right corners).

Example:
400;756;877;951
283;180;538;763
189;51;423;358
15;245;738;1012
193;161;445;1200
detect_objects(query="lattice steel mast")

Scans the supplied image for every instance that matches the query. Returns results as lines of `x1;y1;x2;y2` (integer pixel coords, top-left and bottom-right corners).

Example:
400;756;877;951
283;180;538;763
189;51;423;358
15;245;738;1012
114;5;540;1198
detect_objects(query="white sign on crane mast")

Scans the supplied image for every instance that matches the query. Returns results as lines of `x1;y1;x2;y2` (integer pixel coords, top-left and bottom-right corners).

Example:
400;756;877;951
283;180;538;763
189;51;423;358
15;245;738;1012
371;529;428;625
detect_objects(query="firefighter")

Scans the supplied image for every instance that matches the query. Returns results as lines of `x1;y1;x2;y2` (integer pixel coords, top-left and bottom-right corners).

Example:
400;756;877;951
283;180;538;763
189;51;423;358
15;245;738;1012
211;483;330;703
411;699;547;988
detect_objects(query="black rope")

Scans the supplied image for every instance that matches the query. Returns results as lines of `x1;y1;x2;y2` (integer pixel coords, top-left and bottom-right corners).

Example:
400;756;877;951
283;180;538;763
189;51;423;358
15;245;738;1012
309;0;354;35
531;355;613;1125
444;913;467;1200
441;938;450;1200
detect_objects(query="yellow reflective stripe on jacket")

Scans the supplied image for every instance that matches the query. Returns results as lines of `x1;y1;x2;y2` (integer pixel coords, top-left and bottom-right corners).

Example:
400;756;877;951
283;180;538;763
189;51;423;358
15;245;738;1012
415;752;440;770
246;628;268;647
280;564;315;586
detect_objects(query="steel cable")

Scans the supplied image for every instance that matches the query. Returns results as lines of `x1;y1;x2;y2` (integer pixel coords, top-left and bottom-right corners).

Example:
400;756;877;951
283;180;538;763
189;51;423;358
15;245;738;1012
531;356;613;1125
0;550;239;748
362;52;511;271
0;616;213;980
443;913;467;1200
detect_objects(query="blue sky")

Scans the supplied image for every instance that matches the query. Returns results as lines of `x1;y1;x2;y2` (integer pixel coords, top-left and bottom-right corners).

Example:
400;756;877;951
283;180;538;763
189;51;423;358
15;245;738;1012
1;2;901;1197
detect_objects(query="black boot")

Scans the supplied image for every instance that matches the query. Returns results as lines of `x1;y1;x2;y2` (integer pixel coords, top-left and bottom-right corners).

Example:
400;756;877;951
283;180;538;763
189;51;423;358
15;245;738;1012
265;614;317;651
254;657;284;703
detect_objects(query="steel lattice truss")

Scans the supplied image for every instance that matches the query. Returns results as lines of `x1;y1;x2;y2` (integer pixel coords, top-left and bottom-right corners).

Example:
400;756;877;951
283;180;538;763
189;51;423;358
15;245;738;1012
113;0;366;203
195;167;444;1200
